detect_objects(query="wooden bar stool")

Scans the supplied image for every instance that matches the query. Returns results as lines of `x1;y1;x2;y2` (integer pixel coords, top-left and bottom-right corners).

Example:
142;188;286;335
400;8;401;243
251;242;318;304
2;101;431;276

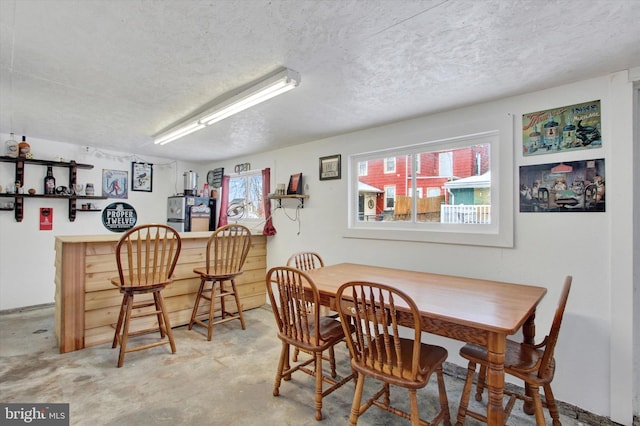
111;224;182;368
189;224;252;341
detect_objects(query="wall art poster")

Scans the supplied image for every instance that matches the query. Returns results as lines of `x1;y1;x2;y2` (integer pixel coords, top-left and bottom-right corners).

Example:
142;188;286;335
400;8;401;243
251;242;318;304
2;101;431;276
519;158;605;212
131;162;153;192
102;169;128;199
522;100;601;156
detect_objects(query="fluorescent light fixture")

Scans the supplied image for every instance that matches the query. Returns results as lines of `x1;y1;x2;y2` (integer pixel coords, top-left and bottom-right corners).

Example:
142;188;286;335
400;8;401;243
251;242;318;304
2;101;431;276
154;68;300;145
155;122;206;145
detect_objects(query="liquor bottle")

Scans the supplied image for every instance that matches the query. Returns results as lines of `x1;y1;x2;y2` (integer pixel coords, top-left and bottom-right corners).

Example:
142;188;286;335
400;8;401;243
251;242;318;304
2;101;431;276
5;133;18;158
562;114;576;148
528;124;541;153
18;136;31;158
44;165;56;195
543;117;559;150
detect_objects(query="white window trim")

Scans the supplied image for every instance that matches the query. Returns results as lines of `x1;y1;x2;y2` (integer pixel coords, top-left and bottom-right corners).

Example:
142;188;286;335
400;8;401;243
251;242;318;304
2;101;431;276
345;113;514;248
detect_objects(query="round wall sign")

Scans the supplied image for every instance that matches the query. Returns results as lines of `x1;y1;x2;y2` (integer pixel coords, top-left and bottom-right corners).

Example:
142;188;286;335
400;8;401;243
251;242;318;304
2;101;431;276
102;202;137;232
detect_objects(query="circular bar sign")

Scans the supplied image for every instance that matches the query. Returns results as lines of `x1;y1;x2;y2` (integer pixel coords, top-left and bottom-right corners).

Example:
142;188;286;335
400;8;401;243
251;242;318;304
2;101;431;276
102;202;137;232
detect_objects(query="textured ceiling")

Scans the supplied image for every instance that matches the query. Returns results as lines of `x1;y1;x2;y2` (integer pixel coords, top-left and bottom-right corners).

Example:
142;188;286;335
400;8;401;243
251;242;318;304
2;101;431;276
1;0;639;162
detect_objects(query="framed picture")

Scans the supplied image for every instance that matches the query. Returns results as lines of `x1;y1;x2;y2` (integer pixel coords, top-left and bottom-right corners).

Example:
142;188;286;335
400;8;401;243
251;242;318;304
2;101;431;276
519;158;605;213
287;173;303;195
131;162;153;192
102;169;128;199
522;100;601;156
319;154;341;180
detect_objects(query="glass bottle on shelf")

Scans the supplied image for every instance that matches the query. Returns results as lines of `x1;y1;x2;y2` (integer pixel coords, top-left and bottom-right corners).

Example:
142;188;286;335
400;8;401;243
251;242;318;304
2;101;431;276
5;133;18;158
44;165;56;195
18;136;31;158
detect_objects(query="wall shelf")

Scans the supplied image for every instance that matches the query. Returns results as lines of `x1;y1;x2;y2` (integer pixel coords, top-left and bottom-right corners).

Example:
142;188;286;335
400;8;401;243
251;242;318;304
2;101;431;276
268;194;309;208
0;156;107;222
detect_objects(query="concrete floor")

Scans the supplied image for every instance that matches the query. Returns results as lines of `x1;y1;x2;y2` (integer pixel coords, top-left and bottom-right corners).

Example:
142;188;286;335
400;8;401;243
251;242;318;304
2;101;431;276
0;305;613;425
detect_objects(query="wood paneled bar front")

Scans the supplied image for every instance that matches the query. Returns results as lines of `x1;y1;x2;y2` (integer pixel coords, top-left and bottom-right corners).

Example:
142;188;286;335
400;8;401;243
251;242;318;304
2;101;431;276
54;231;267;353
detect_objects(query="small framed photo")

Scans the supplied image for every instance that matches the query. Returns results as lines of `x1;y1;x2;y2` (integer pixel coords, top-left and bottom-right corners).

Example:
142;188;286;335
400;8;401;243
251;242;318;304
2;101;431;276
102;169;128;199
287;173;303;195
319;154;341;181
131;162;153;192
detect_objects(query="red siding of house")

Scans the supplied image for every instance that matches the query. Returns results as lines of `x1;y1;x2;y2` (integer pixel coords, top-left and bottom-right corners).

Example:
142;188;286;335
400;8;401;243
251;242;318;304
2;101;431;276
358;145;489;213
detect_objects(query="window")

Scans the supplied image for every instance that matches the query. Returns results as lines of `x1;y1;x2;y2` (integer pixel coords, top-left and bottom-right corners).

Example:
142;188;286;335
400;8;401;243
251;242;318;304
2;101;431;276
228;171;264;221
439;152;453;177
347;113;513;247
358;161;368;176
384;157;396;173
384;185;395;210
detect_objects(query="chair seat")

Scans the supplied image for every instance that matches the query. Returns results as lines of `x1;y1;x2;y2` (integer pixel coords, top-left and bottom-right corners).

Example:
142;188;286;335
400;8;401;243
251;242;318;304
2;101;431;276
193;267;240;280
278;316;346;349
355;338;448;388
111;277;170;292
460;339;555;385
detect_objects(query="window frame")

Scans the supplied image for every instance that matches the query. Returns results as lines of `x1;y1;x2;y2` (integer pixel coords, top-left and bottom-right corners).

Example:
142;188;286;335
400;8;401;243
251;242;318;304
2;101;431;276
345;114;514;248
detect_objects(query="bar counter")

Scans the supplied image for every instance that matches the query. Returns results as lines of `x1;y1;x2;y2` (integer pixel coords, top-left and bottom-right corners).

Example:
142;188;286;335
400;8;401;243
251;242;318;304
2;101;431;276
54;231;267;353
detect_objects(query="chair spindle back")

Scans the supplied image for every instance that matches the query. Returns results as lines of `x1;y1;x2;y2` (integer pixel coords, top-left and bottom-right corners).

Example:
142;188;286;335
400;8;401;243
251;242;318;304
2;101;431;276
287;251;324;271
267;266;321;347
115;224;181;287
206;224;252;276
337;281;423;381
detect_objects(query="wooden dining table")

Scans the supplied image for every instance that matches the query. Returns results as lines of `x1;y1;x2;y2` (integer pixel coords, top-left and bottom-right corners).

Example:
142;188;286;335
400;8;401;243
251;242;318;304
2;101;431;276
306;263;547;426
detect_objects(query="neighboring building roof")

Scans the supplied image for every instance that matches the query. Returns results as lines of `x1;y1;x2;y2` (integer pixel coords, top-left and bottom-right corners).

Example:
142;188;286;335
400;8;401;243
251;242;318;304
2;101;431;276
358;182;383;193
444;172;491;189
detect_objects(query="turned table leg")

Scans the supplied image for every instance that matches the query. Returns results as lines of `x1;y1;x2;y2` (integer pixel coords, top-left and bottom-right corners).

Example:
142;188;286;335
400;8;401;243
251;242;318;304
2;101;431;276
522;311;537;415
486;332;506;425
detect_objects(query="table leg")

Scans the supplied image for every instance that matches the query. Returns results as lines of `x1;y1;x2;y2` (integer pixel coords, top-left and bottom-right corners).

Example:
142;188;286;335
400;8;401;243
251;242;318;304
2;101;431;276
486;332;506;425
522;311;537;415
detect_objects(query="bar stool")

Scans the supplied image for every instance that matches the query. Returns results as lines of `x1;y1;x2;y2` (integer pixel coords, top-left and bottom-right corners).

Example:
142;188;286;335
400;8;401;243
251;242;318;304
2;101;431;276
111;224;182;367
189;224;252;341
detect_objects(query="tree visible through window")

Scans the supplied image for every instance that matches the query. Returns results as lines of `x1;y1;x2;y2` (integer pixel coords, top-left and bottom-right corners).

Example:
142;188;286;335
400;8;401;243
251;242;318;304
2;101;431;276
228;171;264;220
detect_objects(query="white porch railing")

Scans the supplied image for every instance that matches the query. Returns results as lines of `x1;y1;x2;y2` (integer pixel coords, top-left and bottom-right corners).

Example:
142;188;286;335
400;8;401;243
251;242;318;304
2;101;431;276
440;204;491;224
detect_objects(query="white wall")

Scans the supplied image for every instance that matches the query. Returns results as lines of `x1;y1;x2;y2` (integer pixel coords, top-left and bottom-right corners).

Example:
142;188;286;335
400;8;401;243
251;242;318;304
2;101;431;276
0;137;199;309
209;72;637;423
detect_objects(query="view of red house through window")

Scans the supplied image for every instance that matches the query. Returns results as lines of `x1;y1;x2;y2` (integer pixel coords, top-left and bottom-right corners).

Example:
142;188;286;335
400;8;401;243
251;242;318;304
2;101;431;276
357;143;491;224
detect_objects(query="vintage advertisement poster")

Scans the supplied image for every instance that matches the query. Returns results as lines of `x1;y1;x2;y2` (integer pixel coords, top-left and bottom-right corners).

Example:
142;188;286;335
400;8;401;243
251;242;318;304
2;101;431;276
522;100;601;156
519;158;605;212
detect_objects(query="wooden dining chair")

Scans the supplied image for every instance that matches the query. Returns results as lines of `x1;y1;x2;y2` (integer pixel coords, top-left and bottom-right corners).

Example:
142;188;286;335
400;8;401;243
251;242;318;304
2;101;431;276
189;224;251;341
266;266;354;421
286;251;330;362
336;281;451;426
111;224;182;368
456;276;572;426
287;251;324;271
